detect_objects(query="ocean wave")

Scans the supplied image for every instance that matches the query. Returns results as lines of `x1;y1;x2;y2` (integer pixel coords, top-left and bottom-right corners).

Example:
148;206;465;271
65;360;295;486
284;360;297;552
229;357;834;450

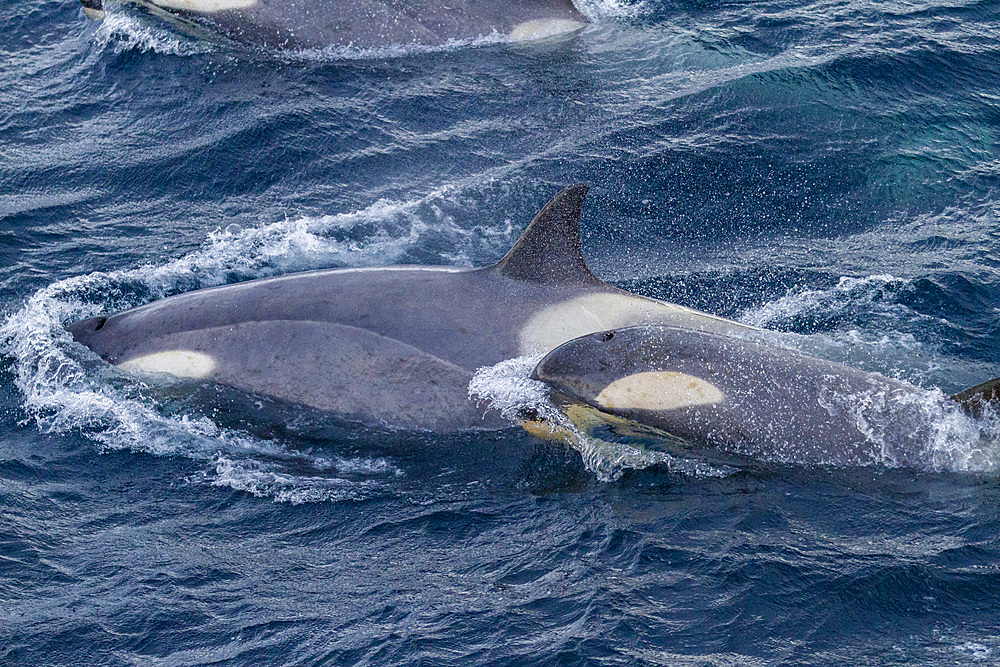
210;455;399;504
739;274;913;329
734;272;960;382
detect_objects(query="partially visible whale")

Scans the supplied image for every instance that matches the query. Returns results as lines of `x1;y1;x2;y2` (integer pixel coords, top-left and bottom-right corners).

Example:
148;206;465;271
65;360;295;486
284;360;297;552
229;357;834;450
532;324;1000;466
68;185;751;431
82;0;588;49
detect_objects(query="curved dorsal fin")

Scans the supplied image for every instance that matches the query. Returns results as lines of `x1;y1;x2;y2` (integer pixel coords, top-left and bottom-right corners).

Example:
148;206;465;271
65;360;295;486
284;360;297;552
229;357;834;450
491;184;601;285
951;377;1000;418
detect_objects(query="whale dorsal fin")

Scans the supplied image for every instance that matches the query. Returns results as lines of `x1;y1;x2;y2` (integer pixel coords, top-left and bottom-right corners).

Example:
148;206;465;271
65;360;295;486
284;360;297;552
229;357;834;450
491;184;601;285
951;377;1000;417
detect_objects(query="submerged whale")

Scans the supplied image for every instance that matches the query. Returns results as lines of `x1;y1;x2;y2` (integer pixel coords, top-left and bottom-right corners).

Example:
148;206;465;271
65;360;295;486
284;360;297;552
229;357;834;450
81;0;588;49
68;185;750;431
532;325;1000;466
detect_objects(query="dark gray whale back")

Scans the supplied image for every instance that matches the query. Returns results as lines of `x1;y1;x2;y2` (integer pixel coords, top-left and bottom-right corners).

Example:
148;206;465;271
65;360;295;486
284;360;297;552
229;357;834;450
122;0;588;49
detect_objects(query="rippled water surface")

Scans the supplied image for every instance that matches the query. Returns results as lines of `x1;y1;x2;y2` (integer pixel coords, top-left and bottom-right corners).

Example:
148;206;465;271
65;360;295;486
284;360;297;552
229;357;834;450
4;0;1000;664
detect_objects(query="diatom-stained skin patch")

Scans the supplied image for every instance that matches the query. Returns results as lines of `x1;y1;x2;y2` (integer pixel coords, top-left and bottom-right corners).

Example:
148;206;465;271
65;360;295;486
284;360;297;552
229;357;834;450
149;0;257;13
519;293;687;355
519;293;747;356
508;18;584;41
118;350;217;379
595;371;724;411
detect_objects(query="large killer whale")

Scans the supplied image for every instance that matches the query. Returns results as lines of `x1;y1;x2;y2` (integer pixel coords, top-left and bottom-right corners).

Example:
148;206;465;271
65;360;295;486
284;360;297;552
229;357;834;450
80;0;588;49
68;185;752;431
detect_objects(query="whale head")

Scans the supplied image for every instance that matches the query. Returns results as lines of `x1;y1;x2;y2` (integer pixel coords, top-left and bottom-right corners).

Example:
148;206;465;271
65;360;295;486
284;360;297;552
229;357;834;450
530;325;731;439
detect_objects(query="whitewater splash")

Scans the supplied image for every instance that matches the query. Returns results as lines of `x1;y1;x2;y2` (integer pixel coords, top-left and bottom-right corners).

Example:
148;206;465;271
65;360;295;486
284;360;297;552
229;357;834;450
92;10;216;56
736;274;938;376
740;274;914;330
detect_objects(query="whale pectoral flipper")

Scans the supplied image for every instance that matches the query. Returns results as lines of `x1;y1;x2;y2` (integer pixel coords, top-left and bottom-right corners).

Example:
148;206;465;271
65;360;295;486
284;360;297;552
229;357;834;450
951;377;1000;417
115;321;499;431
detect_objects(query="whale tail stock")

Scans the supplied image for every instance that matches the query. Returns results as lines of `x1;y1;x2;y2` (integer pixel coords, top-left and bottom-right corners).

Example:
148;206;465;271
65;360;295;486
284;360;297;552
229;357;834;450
951;377;1000;417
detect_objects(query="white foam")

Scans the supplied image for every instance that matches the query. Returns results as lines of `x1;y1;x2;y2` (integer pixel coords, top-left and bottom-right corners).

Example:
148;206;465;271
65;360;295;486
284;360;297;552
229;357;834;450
509;19;584;42
953;642;992;661
150;0;256;12
92;10;212;56
572;0;646;21
739;274;912;329
211;455;395;504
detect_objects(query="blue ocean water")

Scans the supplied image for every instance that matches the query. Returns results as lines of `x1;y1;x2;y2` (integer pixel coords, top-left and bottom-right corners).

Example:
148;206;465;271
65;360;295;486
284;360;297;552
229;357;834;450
4;0;1000;663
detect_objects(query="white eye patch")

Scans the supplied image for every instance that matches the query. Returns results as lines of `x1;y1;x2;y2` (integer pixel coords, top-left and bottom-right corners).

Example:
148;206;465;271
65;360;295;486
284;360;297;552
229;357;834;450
595;371;723;411
149;0;257;13
509;18;584;41
118;350;217;379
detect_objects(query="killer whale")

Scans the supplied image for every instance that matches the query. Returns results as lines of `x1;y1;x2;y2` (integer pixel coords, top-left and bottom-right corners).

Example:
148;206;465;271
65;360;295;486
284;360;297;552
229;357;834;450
81;0;588;49
68;185;750;431
531;324;1000;466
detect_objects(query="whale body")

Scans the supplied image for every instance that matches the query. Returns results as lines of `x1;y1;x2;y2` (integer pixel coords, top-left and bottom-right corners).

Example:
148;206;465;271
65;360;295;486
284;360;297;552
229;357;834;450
86;0;589;49
532;324;1000;466
68;185;750;431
